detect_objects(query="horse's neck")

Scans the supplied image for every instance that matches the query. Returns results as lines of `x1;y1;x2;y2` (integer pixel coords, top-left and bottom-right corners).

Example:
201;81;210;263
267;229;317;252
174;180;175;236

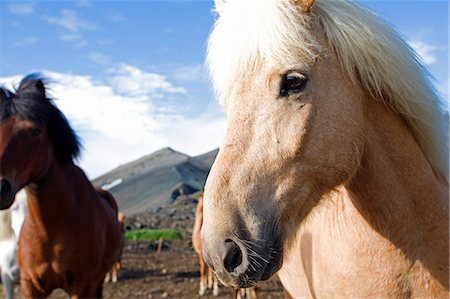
25;160;81;232
345;98;448;275
280;100;449;295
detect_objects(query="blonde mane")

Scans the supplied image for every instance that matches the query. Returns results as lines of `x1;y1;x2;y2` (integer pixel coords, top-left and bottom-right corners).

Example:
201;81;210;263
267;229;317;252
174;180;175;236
207;0;448;178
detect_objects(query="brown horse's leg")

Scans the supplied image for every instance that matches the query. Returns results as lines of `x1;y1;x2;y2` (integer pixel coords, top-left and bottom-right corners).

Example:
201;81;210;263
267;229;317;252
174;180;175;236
104;271;111;283
207;266;213;289
212;270;219;296
112;263;118;283
20;277;50;299
69;279;103;299
198;256;207;296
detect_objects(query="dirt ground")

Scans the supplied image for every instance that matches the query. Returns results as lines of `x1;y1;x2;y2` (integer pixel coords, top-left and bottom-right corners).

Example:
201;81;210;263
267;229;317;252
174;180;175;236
2;241;284;299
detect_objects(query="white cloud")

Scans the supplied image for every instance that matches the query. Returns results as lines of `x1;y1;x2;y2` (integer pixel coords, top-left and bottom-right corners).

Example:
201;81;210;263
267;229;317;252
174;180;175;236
60;33;87;47
8;3;35;15
174;64;207;82
409;39;436;65
108;64;187;97
87;51;110;65
0;67;225;179
60;34;82;42
45;9;97;32
12;36;39;47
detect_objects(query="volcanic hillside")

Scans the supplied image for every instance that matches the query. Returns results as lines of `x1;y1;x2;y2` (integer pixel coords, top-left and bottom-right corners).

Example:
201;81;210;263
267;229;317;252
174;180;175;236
93;147;218;215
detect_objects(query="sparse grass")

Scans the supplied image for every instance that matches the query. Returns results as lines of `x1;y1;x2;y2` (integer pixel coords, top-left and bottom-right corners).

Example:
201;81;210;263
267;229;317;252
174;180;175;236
125;229;183;241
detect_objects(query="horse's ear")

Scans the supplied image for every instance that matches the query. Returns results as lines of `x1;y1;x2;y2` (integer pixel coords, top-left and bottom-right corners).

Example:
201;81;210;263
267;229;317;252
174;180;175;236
17;74;46;99
295;0;315;12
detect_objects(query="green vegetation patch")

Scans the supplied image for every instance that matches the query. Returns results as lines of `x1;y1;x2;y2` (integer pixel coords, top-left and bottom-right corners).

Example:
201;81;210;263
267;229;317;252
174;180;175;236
125;229;182;241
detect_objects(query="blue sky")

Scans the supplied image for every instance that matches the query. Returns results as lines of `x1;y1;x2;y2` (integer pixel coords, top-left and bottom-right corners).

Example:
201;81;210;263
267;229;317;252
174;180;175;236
0;0;448;178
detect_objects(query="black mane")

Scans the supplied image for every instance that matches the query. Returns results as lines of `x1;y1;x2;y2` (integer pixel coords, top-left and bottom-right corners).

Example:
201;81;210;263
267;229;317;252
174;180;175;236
0;74;82;163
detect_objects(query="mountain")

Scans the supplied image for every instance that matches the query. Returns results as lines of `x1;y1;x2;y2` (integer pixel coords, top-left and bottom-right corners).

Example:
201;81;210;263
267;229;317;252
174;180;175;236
92;147;218;215
192;148;219;167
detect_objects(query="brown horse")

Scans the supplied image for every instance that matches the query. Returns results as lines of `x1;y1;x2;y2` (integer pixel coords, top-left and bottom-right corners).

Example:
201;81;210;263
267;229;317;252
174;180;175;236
0;75;122;299
192;193;219;296
202;0;448;298
105;212;125;283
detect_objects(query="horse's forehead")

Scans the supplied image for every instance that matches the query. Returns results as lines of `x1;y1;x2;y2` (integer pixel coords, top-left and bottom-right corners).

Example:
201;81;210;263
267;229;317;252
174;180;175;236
0;115;17;131
208;2;320;99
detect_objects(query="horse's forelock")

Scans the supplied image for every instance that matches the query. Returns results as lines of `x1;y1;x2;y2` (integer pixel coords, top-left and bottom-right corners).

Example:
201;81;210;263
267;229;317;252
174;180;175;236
207;0;319;102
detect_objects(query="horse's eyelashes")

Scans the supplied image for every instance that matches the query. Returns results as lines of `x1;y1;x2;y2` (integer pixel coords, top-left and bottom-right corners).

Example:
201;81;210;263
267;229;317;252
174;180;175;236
279;71;308;97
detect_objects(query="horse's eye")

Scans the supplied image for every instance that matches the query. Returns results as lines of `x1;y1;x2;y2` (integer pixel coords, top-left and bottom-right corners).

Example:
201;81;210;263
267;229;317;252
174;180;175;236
31;128;42;137
279;71;308;97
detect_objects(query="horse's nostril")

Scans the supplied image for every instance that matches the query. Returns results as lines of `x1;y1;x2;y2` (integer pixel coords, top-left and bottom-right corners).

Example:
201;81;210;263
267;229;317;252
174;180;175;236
0;179;11;196
223;239;243;273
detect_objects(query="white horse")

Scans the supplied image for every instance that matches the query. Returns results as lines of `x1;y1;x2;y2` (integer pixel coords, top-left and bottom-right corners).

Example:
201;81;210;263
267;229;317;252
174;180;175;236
0;190;27;299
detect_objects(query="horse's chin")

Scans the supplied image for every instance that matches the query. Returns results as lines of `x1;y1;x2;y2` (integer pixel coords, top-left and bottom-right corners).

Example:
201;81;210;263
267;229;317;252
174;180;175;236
261;254;283;280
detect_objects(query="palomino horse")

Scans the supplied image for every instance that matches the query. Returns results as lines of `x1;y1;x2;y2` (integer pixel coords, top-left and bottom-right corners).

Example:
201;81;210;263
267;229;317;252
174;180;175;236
192;193;220;296
0;190;27;299
105;212;125;284
202;0;449;298
193;193;257;298
0;75;123;298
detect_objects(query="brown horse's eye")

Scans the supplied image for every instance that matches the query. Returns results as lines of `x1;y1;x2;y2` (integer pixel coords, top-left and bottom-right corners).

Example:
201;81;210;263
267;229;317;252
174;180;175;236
279;71;308;97
31;128;42;137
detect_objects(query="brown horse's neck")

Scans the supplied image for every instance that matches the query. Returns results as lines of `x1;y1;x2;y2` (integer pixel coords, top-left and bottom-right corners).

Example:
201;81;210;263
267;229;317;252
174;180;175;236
346;98;449;286
24;160;83;235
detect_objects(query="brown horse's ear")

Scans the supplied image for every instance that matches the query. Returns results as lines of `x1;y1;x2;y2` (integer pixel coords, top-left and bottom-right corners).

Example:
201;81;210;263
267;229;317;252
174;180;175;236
294;0;315;12
17;74;46;99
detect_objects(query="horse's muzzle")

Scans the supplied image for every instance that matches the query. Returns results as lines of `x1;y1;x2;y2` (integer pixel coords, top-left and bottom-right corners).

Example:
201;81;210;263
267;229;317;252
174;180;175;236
0;178;15;210
202;233;283;289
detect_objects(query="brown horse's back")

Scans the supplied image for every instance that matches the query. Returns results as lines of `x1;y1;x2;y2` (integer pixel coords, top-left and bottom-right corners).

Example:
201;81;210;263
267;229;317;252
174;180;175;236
95;188;119;215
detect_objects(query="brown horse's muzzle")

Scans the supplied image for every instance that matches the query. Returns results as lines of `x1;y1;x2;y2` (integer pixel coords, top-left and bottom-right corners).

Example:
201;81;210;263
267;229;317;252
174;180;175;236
0;178;17;210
